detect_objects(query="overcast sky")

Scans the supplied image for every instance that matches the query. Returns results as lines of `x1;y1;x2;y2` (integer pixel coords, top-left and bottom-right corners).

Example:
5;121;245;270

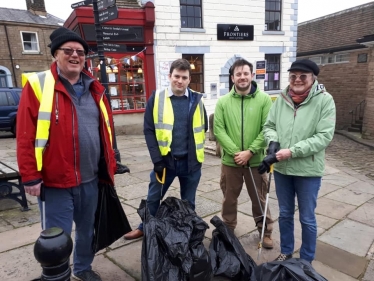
0;0;373;23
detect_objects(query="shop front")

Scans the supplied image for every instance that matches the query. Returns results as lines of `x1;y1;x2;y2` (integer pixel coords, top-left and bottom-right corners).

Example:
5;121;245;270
63;2;155;132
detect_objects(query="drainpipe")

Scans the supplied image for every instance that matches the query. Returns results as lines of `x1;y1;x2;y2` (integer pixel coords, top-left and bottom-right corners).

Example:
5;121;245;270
4;24;18;87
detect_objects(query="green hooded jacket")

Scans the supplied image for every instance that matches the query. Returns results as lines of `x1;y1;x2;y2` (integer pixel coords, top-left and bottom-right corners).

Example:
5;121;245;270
214;82;273;167
263;80;336;177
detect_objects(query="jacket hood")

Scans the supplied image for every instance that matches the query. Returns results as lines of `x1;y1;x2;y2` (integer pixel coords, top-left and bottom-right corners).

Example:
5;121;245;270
229;81;260;98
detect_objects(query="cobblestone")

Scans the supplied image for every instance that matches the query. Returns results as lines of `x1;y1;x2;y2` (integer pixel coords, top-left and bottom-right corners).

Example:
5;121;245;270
326;134;374;180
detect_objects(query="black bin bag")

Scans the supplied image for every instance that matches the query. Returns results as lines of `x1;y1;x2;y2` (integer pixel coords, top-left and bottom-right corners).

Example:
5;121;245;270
92;183;132;253
255;258;328;281
139;197;213;281
209;215;257;281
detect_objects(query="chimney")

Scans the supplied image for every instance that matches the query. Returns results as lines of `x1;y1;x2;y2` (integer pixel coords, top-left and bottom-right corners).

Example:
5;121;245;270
26;0;47;16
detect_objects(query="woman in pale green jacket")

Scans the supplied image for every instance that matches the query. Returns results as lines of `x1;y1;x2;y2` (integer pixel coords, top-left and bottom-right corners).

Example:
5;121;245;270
258;59;336;263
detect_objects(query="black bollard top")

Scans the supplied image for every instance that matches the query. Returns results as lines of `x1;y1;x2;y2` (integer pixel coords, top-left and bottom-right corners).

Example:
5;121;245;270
40;227;64;239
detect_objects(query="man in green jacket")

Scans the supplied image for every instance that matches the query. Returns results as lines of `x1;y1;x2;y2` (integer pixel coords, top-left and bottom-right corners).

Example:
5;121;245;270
214;58;274;248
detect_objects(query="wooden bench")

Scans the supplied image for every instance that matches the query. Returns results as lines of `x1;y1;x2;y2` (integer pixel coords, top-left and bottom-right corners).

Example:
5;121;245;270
0;161;29;211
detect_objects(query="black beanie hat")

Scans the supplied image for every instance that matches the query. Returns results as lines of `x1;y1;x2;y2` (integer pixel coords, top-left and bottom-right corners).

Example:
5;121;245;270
288;59;320;76
48;27;89;57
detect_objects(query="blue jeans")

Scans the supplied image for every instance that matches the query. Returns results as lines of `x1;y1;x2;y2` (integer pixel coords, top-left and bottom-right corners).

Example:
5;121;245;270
274;171;321;262
37;178;99;275
138;158;201;231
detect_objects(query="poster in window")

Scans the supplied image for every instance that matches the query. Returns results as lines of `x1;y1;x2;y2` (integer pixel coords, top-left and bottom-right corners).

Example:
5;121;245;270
159;61;172;88
274;73;279;81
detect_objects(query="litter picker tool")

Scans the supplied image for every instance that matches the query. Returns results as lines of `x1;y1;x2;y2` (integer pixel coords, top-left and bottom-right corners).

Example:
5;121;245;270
257;165;274;260
155;168;166;198
248;164;264;217
40;183;46;230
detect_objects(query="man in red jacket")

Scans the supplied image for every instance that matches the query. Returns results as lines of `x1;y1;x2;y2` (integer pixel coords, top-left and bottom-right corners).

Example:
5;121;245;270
17;27;116;281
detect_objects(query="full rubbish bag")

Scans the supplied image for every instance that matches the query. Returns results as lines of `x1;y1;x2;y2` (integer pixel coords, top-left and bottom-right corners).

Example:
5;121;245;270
139;196;213;281
255;258;328;281
209;215;257;280
92;183;132;253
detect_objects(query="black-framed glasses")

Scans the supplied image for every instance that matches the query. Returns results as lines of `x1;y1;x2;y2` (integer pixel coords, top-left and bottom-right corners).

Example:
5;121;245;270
289;74;310;82
58;48;85;57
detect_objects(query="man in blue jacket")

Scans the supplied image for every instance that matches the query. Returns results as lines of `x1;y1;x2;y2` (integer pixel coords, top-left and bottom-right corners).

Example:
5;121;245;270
124;58;208;240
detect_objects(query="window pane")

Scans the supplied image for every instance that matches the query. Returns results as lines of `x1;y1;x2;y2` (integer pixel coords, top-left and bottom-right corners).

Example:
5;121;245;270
276;2;281;10
187;6;194;16
188;17;194;27
0;92;8;106
195;18;201;28
270;1;275;10
181;17;187;27
195;0;201;4
24;42;32;50
22;33;31;41
181;6;187;16
265;2;270;10
6;92;16;106
30;33;37;43
180;0;187;4
186;0;194;4
194;7;201;17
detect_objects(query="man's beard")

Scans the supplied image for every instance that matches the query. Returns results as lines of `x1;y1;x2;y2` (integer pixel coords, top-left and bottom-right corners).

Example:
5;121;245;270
235;83;250;92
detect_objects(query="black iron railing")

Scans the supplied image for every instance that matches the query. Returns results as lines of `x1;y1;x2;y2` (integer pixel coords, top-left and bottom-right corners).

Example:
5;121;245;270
349;100;366;132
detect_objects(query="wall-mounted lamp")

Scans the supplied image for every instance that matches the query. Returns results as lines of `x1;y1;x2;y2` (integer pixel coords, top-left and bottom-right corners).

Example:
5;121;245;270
138;67;143;74
15;65;20;69
190;56;198;70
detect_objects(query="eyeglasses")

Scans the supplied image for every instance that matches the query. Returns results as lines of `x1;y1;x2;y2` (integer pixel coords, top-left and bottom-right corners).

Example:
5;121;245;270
58;48;85;57
289;74;310;82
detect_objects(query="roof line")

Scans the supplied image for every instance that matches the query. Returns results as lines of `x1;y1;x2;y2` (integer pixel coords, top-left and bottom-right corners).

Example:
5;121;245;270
299;2;374;25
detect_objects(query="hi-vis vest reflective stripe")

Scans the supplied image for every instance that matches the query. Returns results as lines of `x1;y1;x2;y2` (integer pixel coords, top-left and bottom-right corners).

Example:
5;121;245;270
153;89;205;163
24;70;112;171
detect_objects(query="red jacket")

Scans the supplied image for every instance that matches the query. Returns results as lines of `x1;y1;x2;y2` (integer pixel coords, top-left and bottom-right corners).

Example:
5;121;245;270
17;62;116;188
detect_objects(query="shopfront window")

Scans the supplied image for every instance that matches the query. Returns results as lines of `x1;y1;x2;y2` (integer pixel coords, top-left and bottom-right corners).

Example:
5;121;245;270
89;55;146;113
182;54;204;93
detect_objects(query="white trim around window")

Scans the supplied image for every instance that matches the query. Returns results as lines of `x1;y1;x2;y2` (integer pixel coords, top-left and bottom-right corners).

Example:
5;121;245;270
20;31;40;53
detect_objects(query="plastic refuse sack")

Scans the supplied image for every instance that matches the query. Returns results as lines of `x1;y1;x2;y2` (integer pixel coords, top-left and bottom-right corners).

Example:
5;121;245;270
92;183;132;253
255;258;328;281
139;197;213;281
209;215;257;280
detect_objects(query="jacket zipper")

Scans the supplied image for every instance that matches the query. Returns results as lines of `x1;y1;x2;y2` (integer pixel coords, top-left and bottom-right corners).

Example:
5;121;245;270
241;96;244;151
55;92;59;124
72;103;79;185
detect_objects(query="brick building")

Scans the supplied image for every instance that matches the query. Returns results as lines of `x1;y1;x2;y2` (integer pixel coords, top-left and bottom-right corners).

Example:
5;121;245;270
297;2;374;139
0;0;63;88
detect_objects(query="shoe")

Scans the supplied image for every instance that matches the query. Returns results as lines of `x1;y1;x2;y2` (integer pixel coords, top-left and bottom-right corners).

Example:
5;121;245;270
72;270;101;281
262;235;274;249
274;253;293;262
123;229;144;240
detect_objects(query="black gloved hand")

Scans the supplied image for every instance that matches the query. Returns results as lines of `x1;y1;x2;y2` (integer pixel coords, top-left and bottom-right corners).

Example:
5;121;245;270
153;161;165;178
115;162;130;174
267;141;281;155
258;153;278;174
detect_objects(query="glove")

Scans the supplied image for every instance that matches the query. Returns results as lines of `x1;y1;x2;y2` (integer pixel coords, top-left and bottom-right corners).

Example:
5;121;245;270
258;153;278;174
115;162;130;174
266;141;280;155
154;161;165;178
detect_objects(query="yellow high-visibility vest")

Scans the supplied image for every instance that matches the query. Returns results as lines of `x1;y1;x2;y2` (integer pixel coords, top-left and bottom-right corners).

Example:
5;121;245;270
24;70;112;171
153;88;205;163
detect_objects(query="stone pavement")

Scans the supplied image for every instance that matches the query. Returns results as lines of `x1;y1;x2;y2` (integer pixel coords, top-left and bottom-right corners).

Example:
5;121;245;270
0;132;374;281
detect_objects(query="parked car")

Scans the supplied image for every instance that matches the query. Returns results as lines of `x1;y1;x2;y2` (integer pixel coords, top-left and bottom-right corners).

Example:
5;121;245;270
0;87;22;136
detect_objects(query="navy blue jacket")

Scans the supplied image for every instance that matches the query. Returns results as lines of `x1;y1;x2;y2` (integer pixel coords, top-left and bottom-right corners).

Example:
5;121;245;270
144;88;208;173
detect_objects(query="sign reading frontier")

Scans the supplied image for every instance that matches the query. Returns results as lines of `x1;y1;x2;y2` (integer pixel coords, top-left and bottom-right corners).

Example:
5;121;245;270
217;24;254;41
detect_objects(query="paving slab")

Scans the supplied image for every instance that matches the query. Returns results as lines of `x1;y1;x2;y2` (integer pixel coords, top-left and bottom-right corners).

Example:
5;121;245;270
348;199;374;227
0;244;41;281
126;162;153;173
362;259;374;281
0;218;13;233
324;188;373;206
315;197;356;220
311;260;358;281
318;182;342;197
324;165;341;175
315;240;368;279
115;173;148;188
0;223;41;253
203;212;257;239
197;181;221;193
116;181;150;200
319;220;374;257
315;214;338;230
128;170;152;182
200;188;250;204
107;240;143;280
200;166;221;183
322;173;358;187
92;254;135;281
0;204;40;228
121;202;138;216
346;180;374;195
195;195;223;218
